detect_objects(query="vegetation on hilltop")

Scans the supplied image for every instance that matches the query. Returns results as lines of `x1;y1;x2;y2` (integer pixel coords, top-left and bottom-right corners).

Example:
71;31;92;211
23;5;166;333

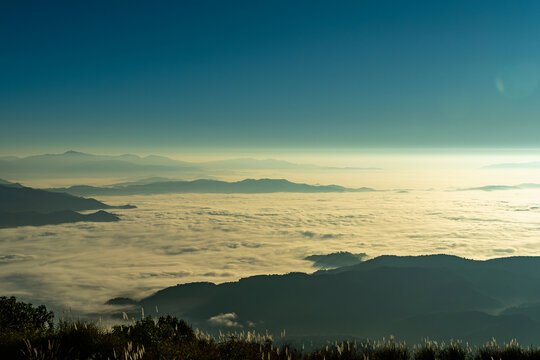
2;296;540;360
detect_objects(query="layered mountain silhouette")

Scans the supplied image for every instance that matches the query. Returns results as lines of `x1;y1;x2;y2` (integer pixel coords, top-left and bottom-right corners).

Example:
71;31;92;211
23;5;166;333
0;151;199;178
0;182;134;228
0;151;374;179
114;255;540;345
48;178;374;196
459;183;540;191
196;158;378;171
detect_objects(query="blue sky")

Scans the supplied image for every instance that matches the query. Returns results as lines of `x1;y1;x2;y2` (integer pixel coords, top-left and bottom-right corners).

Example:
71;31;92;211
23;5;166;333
2;0;540;153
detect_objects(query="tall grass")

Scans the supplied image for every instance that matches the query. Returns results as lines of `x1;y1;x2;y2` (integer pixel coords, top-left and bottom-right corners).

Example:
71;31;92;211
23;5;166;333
6;320;540;360
3;297;540;359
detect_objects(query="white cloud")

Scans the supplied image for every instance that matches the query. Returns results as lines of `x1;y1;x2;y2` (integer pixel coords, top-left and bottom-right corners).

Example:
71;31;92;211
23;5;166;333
208;313;242;327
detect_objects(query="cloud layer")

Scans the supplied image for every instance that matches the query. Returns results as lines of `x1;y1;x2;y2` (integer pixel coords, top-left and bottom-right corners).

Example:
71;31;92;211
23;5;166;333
2;190;540;317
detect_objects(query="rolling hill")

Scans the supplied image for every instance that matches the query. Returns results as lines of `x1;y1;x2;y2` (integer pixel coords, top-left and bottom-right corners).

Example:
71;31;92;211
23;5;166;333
0;184;134;212
112;255;540;345
0;210;120;228
0;184;134;228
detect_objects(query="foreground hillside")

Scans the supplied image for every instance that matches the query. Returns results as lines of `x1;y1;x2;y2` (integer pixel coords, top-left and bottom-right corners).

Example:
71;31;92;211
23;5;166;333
111;255;540;345
0;296;535;360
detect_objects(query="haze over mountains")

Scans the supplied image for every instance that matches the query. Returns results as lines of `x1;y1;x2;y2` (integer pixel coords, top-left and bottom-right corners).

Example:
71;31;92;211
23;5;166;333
0;150;379;195
0;181;133;213
48;179;375;196
0;150;370;180
484;161;540;169
0;151;198;178
4;150;540;345
460;183;540;191
114;254;540;346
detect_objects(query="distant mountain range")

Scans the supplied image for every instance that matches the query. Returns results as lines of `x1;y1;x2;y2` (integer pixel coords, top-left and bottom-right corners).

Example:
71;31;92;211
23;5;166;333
0;181;133;228
483;161;540;169
0;150;199;178
48;178;375;196
0;150;376;179
458;183;540;191
112;254;540;345
196;158;378;171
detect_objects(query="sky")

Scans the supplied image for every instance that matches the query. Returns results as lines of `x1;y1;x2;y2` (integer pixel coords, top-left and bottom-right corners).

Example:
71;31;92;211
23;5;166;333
2;0;540;154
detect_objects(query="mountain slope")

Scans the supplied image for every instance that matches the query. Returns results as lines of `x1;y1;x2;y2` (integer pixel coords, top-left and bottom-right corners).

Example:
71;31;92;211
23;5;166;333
0;151;375;179
0;184;134;212
121;255;540;345
0;178;22;188
0;210;120;228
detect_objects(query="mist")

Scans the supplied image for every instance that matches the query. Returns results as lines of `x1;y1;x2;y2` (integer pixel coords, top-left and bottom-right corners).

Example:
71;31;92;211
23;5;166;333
2;188;540;317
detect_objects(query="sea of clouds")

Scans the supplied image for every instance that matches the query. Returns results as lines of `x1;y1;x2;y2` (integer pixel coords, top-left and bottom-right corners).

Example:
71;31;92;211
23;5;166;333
2;189;540;317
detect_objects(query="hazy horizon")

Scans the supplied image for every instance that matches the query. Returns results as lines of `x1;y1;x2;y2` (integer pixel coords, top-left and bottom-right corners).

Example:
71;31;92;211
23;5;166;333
5;148;540;189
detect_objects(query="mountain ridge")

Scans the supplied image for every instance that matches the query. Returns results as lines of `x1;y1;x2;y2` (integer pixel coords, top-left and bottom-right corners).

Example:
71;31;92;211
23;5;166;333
47;178;375;196
0;184;134;212
110;254;540;345
0;151;377;179
0;210;120;228
0;184;134;228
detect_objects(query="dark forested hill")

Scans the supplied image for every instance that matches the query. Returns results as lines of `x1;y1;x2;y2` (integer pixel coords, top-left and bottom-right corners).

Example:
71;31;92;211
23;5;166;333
0;184;133;212
120;255;540;345
0;184;133;228
0;210;120;228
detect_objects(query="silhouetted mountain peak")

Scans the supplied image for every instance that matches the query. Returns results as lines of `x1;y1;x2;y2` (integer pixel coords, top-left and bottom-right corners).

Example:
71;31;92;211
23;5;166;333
63;150;89;156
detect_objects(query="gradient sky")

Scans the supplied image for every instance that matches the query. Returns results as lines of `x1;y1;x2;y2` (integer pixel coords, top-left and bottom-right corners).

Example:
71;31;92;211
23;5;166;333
2;0;540;153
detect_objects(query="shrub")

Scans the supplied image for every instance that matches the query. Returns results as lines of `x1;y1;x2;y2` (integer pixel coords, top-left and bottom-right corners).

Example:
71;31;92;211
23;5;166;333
6;297;540;360
0;296;54;339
